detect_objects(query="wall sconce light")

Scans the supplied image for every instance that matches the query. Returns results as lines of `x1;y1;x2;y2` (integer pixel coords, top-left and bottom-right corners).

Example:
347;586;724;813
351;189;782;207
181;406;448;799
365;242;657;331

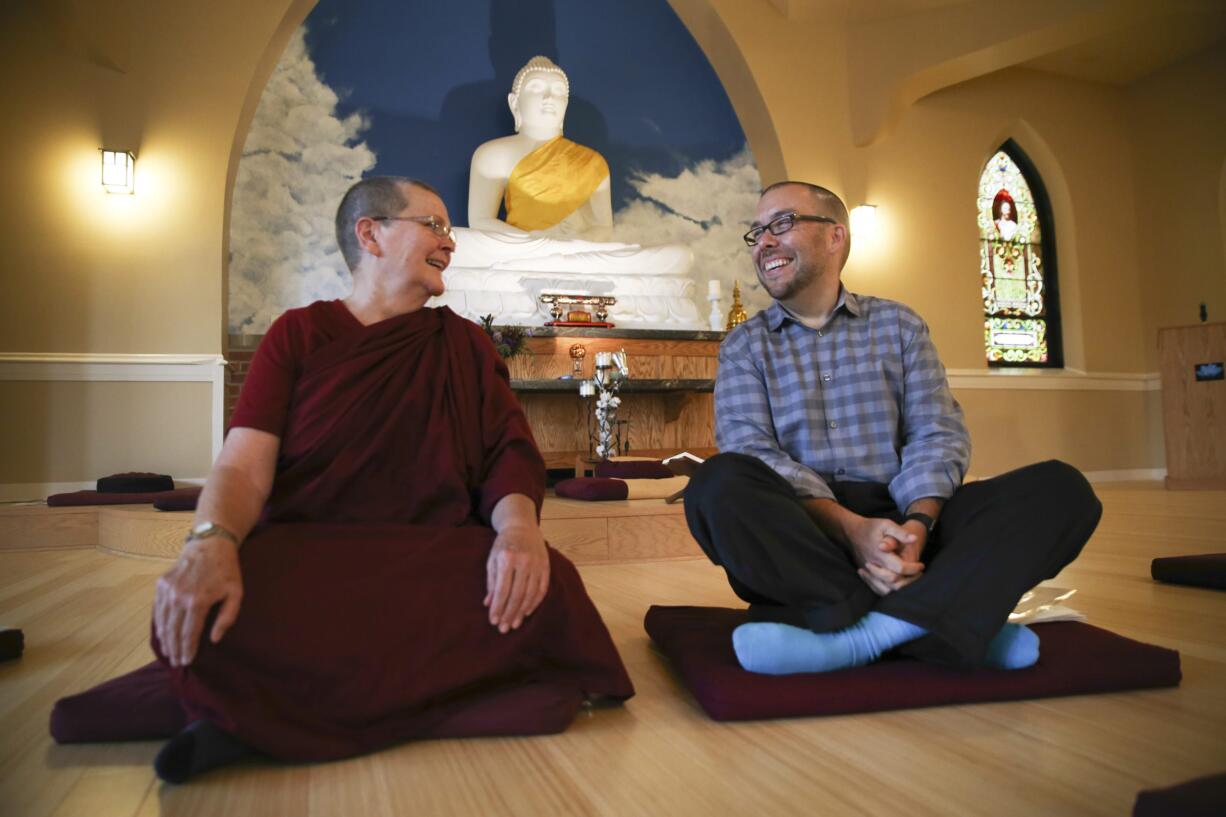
850;204;878;239
101;149;135;194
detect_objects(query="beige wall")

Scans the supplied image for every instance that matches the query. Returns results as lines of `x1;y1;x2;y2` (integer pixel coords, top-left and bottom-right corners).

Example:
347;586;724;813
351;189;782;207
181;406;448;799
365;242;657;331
1130;45;1226;368
0;381;213;488
0;0;1209;487
0;0;295;355
685;0;1198;474
699;1;1154;373
0;1;295;490
956;387;1163;477
877;67;1148;374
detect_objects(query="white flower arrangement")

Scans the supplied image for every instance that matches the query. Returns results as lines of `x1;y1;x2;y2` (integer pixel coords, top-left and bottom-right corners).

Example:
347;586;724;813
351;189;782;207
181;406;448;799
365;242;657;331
587;349;630;460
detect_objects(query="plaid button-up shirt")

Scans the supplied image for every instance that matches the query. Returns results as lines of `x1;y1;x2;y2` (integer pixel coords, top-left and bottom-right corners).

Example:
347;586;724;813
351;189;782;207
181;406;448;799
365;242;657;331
715;289;970;512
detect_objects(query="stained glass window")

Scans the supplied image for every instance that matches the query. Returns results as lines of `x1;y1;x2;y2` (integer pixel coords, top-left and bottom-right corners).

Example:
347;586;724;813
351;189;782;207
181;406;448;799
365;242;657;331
978;143;1061;367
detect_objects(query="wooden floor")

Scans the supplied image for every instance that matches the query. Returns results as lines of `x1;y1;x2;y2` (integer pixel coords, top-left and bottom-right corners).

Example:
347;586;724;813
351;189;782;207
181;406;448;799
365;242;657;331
1;482;1224;817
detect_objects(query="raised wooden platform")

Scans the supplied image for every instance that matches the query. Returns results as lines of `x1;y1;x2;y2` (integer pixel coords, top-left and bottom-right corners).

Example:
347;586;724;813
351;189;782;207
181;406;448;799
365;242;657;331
0;495;703;564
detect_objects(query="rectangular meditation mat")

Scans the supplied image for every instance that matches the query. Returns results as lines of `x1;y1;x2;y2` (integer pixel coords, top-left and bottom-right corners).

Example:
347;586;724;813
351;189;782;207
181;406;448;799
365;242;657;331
644;605;1182;722
46;486;201;508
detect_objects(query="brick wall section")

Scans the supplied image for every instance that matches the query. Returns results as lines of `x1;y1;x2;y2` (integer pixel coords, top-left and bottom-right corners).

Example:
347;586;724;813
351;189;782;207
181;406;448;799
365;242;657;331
225;334;263;426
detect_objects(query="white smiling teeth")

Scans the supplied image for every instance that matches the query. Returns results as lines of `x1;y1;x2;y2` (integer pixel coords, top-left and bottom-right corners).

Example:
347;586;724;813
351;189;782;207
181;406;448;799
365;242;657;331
764;258;790;271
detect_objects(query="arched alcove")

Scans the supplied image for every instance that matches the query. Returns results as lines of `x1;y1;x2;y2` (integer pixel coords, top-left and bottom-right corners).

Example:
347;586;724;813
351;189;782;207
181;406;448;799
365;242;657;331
220;0;784;334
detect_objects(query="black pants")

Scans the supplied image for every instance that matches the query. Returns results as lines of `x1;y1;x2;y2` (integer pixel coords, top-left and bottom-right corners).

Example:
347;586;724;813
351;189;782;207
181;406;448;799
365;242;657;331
684;453;1102;666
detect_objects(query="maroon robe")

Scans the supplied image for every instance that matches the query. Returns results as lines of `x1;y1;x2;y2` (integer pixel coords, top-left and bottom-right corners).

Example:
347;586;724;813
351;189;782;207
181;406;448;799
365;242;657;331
54;303;633;761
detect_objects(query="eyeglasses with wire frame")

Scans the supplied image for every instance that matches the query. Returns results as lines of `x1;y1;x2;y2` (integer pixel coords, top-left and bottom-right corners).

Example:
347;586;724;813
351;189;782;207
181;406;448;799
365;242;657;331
743;212;838;247
370;215;456;243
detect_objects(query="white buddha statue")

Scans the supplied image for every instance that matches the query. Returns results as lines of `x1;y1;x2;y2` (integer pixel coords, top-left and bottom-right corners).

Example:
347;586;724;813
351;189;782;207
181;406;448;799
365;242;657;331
431;56;702;329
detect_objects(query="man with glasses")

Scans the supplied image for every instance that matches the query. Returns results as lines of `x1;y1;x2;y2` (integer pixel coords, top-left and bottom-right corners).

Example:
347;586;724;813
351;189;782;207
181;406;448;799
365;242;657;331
683;181;1102;675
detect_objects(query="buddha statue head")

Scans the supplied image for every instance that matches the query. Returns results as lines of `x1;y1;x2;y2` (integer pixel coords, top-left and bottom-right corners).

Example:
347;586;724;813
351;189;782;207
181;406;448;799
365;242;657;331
509;55;570;134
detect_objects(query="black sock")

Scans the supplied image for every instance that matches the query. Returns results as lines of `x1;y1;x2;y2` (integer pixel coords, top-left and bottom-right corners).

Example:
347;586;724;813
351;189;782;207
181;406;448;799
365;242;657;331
154;720;255;783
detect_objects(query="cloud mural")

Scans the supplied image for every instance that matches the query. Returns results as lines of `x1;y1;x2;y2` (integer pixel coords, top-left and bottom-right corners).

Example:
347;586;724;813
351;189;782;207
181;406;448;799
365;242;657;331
614;147;769;317
228;28;377;333
229;1;766;333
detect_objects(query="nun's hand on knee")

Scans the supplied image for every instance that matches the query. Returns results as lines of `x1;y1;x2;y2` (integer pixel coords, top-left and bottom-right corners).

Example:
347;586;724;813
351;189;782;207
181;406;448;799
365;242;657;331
154;538;244;667
485;523;550;634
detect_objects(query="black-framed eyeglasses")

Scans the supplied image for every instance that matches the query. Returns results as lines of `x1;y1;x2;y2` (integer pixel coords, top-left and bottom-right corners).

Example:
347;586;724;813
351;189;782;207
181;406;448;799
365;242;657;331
743;212;838;247
371;215;456;243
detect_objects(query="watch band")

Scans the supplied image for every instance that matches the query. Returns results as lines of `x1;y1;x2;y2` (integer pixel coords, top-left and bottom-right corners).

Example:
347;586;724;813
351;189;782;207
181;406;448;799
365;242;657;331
185;522;241;548
903;511;936;532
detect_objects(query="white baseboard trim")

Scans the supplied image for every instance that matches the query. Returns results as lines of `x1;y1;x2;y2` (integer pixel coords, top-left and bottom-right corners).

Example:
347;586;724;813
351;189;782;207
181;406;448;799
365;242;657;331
946;369;1160;392
0;478;209;504
1080;468;1167;483
0;353;226;462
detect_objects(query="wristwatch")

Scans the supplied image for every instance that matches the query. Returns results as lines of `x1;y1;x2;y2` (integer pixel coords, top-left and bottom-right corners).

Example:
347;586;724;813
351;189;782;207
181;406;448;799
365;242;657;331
903;512;936;533
185;521;241;548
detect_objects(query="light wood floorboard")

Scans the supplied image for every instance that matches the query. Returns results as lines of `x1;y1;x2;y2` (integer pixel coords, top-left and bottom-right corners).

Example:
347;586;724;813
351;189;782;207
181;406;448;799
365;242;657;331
1;483;1224;816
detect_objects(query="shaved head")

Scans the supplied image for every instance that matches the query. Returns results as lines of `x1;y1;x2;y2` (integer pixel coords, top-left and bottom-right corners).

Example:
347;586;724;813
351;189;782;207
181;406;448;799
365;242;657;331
335;176;442;271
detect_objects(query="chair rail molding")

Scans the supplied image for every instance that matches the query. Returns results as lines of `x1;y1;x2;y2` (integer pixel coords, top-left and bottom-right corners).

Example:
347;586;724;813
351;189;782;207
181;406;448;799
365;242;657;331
946;368;1160;392
0;353;227;463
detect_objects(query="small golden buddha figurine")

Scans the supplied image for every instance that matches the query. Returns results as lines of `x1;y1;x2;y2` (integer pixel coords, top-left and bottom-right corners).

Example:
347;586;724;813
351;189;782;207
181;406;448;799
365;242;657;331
726;281;748;331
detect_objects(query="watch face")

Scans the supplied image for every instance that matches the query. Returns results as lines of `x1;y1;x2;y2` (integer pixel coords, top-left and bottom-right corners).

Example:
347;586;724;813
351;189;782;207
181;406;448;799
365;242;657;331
191;522;213;536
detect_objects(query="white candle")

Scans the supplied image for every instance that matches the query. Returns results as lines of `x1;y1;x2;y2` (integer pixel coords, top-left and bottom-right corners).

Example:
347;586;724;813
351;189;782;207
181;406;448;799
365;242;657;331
708;280;721;298
579;380;595;397
595;351;612;367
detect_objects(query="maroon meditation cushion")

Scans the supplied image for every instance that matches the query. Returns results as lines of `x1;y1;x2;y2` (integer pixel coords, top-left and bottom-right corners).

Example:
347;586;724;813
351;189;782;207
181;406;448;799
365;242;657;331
1151;553;1226;591
48;490;176;507
554;477;629;501
51;662;188;743
644;605;1182;721
0;627;23;662
594;460;674;480
50;662;583;744
153;487;203;512
1133;771;1226;817
97;473;175;493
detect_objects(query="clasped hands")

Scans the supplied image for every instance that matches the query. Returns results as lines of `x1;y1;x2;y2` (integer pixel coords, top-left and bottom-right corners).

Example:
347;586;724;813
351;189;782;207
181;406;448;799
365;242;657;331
848;516;928;596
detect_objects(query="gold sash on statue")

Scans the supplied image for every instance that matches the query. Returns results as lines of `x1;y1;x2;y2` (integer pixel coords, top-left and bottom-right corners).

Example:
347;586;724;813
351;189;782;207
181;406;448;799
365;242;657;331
504;137;610;231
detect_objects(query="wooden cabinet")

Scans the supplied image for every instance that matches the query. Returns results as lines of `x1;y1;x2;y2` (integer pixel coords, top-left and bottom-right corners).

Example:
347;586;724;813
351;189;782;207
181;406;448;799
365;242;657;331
1158;322;1226;489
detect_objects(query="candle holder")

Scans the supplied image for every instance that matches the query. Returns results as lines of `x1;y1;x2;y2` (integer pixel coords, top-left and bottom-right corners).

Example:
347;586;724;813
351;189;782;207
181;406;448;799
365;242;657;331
707;292;723;332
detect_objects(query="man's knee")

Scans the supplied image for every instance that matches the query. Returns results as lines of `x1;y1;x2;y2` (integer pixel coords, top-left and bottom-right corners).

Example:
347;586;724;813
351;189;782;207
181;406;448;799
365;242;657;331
1028;459;1102;521
687;452;773;508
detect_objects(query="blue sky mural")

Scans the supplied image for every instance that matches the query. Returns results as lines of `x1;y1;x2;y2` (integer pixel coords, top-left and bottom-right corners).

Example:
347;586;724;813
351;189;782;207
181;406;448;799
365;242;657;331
304;0;750;216
228;0;764;332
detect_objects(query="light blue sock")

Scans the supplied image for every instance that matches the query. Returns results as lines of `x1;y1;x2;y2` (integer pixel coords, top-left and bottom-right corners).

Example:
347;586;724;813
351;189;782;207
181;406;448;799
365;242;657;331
983;623;1040;669
732;611;927;675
